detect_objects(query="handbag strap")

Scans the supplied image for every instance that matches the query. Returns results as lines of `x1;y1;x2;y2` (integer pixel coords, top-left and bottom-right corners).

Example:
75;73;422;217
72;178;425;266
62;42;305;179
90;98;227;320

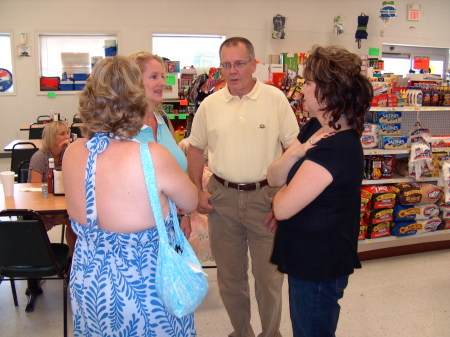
140;142;173;246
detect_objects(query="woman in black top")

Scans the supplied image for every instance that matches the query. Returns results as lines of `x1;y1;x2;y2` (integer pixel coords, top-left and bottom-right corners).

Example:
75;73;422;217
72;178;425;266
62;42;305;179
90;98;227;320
267;45;373;337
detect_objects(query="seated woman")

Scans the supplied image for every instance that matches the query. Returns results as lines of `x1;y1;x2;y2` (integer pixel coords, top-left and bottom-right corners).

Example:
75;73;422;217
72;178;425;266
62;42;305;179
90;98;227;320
28;121;70;182
28;121;76;253
63;56;198;336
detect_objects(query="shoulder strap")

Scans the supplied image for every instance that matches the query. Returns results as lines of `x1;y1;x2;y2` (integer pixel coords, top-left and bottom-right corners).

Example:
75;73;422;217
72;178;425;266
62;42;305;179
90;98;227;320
84;133;110;226
140;142;172;245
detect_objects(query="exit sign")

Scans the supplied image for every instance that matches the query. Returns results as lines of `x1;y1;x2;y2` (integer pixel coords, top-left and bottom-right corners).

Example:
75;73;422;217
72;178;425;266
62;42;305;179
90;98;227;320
408;10;420;21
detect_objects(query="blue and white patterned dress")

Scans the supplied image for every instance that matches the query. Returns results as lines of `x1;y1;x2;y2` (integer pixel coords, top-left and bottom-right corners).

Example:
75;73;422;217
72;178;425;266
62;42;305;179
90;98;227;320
69;133;196;337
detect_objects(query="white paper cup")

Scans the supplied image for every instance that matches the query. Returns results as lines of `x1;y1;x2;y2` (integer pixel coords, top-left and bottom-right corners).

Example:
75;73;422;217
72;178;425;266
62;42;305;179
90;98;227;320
0;171;15;197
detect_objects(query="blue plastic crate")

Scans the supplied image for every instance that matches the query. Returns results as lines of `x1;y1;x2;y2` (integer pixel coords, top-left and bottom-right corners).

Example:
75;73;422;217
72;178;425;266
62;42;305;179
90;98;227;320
73;73;89;81
60;81;75;91
105;46;117;57
74;81;86;90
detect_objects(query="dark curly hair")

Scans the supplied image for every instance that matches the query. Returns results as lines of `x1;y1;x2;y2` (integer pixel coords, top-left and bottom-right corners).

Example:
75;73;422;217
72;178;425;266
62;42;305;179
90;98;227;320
78;56;147;139
303;45;373;137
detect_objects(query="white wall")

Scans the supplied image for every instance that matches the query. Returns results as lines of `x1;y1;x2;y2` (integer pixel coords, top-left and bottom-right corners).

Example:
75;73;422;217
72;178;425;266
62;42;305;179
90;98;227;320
1;0;450;152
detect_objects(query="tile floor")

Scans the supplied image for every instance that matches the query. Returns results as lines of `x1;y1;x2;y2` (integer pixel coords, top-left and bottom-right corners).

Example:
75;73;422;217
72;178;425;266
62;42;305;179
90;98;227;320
1;157;450;336
0;237;449;337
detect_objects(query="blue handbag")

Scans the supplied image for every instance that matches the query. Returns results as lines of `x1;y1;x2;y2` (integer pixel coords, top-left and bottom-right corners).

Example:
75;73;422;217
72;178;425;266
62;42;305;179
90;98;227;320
141;143;209;318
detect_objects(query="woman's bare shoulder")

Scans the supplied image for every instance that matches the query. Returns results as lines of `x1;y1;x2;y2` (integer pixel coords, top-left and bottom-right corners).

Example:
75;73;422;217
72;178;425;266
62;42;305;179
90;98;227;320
146;141;172;157
65;138;88;153
62;140;87;163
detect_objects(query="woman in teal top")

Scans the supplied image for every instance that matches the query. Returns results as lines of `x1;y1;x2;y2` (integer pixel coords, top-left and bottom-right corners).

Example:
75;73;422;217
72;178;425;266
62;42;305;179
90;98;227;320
129;51;190;235
135;114;187;172
129;51;187;172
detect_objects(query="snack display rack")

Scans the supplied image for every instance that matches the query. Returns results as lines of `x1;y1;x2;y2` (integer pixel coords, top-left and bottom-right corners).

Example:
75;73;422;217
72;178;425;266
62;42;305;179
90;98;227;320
359;106;450;260
369;106;450;137
358;230;450;260
362;147;449;185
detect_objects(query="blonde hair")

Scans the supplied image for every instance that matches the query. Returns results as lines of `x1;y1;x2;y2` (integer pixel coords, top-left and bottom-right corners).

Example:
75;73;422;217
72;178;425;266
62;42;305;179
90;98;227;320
78;56;147;139
128;51;166;116
41;121;69;151
128;50;165;74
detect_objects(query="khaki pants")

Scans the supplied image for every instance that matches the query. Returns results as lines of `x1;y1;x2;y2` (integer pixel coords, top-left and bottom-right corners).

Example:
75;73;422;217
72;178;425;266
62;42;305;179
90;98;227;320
208;176;284;337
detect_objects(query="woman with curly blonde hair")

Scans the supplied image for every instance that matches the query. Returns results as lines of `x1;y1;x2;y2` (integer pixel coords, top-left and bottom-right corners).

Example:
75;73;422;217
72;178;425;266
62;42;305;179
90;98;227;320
64;56;198;336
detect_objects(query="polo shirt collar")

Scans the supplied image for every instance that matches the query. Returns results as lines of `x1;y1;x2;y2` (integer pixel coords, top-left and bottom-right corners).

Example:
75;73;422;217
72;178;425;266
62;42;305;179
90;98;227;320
222;78;261;102
140;113;164;130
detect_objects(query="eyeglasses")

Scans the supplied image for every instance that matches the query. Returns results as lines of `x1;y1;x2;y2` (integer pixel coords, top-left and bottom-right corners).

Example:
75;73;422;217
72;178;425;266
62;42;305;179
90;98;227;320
220;59;253;70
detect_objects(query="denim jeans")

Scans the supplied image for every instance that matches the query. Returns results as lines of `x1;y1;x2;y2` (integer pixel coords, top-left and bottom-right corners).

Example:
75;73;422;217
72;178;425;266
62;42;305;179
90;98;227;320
288;274;349;337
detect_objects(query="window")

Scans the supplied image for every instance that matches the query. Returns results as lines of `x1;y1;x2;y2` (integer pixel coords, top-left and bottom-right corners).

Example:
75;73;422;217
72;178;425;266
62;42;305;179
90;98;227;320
382;53;411;77
382;44;449;79
429;60;444;77
0;32;14;93
39;33;118;78
152;34;225;73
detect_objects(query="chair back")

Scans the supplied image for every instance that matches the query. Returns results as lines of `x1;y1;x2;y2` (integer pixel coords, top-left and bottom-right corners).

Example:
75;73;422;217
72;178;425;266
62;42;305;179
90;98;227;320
36;115;52;124
10;142;38;181
70;123;83;138
0;210;62;277
72;114;82;123
17;160;31;183
0;209;70;336
29;123;45;139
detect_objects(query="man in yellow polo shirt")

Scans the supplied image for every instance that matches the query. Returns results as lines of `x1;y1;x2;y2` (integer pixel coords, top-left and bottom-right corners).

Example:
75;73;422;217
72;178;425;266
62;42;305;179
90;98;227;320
188;37;299;337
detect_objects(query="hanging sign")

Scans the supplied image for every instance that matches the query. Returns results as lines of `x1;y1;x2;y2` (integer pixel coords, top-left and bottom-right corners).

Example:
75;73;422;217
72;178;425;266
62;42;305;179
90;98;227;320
408;10;420;21
368;47;380;57
0;68;13;92
407;4;421;21
413;57;430;69
165;73;177;86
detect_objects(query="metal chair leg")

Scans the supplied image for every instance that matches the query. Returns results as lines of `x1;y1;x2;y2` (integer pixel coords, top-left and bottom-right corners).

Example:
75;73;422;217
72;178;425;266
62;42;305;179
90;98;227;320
10;278;19;306
63;277;68;337
60;224;66;244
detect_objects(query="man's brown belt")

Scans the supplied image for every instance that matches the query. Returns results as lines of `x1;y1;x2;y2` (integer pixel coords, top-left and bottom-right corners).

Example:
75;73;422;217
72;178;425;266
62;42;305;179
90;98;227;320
213;174;268;191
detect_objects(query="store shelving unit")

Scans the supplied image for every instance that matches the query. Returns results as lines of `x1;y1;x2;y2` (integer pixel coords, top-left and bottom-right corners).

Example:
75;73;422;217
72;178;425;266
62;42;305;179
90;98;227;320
359;106;450;260
358;229;450;260
362;147;447;185
162;99;189;130
362;175;438;185
369;106;450;111
369;106;450;137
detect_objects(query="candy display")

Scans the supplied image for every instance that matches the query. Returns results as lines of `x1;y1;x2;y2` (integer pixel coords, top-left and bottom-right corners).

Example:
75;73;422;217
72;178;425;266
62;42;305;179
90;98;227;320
364;155;396;180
